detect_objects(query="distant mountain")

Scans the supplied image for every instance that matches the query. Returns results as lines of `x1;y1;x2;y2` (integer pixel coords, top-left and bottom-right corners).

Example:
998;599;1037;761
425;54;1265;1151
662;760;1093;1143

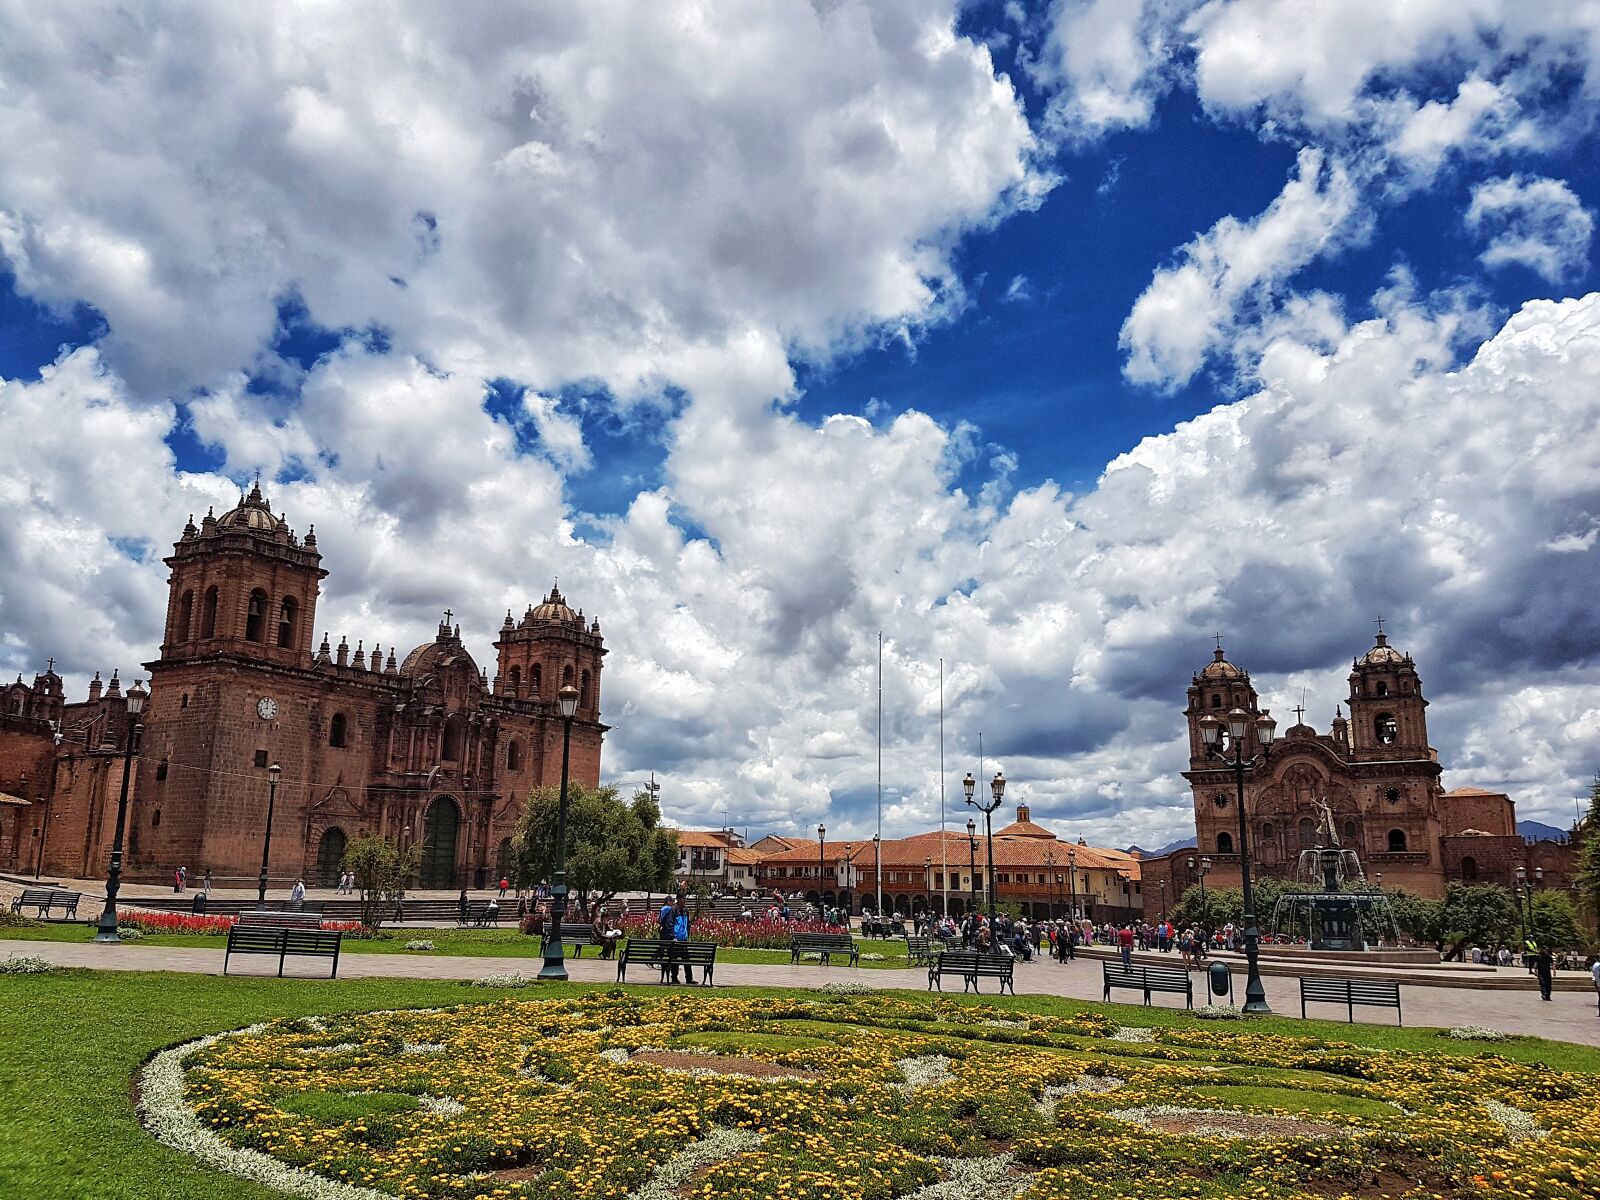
1127;835;1196;857
1518;819;1569;843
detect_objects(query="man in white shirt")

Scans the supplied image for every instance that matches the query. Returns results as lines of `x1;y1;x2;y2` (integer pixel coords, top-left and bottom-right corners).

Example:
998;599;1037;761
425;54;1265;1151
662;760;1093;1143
1590;957;1600;1010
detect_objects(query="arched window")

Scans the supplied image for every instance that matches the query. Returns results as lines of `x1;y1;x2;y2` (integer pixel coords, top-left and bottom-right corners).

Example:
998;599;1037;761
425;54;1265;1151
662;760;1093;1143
1210;694;1222;708
201;587;218;638
1260;821;1275;840
177;590;194;642
506;739;522;771
442;714;464;761
1374;713;1398;744
277;596;298;648
1216;831;1234;854
1387;828;1407;852
531;663;542;696
1342;820;1357;844
330;712;348;748
1298;818;1317;847
245;589;268;642
1461;856;1478;881
508;665;521;696
580;669;591;709
156;758;169;781
151;808;161;828
562;663;573;687
1376;680;1389;696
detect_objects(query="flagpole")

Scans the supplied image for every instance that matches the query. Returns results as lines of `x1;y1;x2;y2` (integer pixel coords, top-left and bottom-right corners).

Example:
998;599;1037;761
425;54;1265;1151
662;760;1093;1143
939;657;946;919
876;630;883;922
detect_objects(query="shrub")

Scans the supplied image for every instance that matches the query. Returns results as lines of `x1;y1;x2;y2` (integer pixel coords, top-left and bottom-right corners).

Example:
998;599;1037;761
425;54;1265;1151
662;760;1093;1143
616;914;840;949
404;940;435;952
0;910;42;929
0;954;52;974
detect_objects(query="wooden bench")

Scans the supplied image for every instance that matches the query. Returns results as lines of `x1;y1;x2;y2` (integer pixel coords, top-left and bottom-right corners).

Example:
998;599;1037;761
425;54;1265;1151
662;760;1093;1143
615;938;718;986
1102;961;1194;1008
539;923;600;957
9;888;81;920
236;910;324;930
455;901;502;927
1300;976;1402;1024
928;950;1015;995
790;932;860;966
905;935;940;966
224;925;343;977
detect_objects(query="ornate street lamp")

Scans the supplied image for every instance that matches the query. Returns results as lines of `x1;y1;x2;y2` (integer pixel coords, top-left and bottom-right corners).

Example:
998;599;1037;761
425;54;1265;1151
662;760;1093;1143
1067;844;1078;919
256;761;283;906
815;823;826;912
1197;705;1277;1014
962;770;1005;924
1159;878;1168;921
923;855;931;917
95;679;148;944
537;684;581;980
873;831;882;919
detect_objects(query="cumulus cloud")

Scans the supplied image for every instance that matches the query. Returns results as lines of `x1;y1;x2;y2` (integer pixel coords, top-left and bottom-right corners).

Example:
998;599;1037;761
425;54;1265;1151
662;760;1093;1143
1119;147;1362;389
1466;175;1595;283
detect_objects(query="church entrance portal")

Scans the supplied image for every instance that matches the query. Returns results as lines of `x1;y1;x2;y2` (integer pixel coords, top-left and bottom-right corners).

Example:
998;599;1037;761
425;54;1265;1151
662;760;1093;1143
419;797;461;889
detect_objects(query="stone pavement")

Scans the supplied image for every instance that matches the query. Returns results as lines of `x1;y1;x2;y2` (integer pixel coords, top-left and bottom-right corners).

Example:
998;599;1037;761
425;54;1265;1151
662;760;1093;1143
5;937;1597;1046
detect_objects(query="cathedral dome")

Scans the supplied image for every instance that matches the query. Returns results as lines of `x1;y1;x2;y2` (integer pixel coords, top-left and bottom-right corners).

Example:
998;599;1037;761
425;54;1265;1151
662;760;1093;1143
215;481;278;532
529;584;577;623
1199;645;1243;679
1359;631;1405;665
400;617;478;677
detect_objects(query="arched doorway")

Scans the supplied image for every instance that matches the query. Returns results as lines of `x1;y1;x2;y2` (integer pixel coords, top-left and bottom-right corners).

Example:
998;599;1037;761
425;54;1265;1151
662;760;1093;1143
315;828;346;887
419;796;461;888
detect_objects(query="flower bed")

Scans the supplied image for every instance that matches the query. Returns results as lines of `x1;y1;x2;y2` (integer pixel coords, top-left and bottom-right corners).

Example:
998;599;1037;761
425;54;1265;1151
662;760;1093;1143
615;914;840;949
142;992;1600;1200
120;911;365;936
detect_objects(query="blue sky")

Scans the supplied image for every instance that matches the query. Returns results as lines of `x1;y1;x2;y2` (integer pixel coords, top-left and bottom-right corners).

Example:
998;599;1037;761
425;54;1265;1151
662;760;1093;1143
2;2;1599;846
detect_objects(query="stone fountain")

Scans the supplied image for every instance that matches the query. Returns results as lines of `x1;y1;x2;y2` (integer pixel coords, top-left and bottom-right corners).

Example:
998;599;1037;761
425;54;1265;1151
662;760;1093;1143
1268;799;1401;951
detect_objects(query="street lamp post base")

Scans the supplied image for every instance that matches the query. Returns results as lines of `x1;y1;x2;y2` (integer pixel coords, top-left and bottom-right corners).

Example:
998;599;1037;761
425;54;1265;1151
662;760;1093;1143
1242;997;1273;1015
536;959;568;981
93;930;121;945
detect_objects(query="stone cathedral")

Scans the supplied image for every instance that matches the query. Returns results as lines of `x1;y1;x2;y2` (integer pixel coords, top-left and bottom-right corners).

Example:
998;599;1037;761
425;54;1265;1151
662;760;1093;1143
4;483;607;888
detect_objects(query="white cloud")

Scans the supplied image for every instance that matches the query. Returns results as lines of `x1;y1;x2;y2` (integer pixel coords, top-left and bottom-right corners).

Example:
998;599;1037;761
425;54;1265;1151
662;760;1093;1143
1466;175;1595;283
1119;147;1362;389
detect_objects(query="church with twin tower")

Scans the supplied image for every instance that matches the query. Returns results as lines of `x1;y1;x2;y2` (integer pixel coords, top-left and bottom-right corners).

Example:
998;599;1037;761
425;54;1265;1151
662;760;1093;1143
33;483;607;888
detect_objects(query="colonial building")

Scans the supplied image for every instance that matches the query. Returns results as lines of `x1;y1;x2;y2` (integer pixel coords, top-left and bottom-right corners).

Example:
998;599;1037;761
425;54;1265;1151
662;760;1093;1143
1140;632;1577;903
11;483;607;888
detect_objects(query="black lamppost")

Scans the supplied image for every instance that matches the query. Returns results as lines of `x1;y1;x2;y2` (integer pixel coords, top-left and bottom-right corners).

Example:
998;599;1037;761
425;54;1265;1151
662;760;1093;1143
537;683;581;980
964;770;1005;923
1067;845;1078;919
94;679;147;944
965;817;978;913
923;855;931;917
1198;706;1277;1014
815;822;826;912
1159;878;1168;921
873;831;883;919
1514;865;1541;949
256;761;282;906
1188;854;1212;899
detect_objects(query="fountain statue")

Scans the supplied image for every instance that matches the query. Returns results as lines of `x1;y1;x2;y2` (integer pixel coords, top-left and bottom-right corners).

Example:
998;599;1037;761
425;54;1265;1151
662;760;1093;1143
1269;797;1400;951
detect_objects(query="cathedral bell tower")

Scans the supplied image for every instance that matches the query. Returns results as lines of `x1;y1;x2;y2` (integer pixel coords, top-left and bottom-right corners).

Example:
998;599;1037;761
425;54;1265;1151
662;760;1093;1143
158;482;327;669
492;584;606;723
1183;641;1261;763
1345;626;1430;759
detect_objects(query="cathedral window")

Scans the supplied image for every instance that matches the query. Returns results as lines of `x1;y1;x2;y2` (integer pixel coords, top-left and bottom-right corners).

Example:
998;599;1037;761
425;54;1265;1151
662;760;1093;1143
245;589;269;642
1212;792;1228;809
151;808;161;828
1216;831;1234;854
1374;713;1397;744
277;596;298;648
580;669;591;710
562;663;574;687
1298;818;1316;847
330;712;348;748
253;749;269;768
442;715;464;761
1387;828;1408;852
506;739;522;771
508;665;521;696
1376;681;1388;696
1385;787;1400;804
201;587;218;638
531;664;542;696
156;758;168;781
1343;820;1357;844
1210;694;1221;708
1260;821;1275;840
177;590;194;642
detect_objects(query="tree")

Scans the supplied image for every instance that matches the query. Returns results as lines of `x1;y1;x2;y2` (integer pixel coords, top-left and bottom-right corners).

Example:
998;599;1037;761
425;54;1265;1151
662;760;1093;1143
1575;773;1600;935
1438;883;1520;958
1529;889;1584;952
1170;884;1239;933
343;835;422;929
1386;891;1444;945
515;782;677;921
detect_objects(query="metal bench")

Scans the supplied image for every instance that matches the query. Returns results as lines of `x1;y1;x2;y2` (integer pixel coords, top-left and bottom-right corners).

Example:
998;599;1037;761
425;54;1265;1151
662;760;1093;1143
905;935;940;966
9;888;81;920
790;932;860;966
236;910;324;930
929;950;1015;995
616;938;718;985
1102;961;1194;1008
224;925;343;977
539;923;600;957
1300;976;1402;1024
456;901;502;928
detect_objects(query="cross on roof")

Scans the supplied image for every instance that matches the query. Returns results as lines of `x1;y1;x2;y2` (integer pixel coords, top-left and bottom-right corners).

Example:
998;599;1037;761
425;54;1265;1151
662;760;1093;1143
1292;703;1306;724
1213;632;1225;651
442;608;453;625
45;658;54;673
1375;615;1386;635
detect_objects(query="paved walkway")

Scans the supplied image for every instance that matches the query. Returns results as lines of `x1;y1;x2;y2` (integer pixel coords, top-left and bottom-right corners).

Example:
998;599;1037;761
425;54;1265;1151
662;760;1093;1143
5;937;1597;1046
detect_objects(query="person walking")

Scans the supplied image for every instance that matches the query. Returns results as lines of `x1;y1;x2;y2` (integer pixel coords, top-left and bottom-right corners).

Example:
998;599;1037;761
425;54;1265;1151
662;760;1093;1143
1535;944;1554;1002
499;876;510;899
672;894;695;985
1118;923;1134;968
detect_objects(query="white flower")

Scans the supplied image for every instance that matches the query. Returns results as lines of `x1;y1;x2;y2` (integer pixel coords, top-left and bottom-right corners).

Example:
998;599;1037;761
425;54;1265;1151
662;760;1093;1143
404;940;435;952
1109;1026;1154;1043
626;1127;765;1200
819;980;874;995
0;954;52;974
417;1095;464;1116
1446;1025;1508;1042
1483;1099;1545;1143
896;1055;955;1094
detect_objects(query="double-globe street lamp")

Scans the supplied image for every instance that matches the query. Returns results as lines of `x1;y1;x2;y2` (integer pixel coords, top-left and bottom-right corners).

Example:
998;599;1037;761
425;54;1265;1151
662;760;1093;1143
94;679;148;944
1197;706;1277;1015
873;831;883;919
963;769;1006;924
537;684;583;981
257;761;283;905
965;817;978;915
1514;864;1542;949
815;823;827;913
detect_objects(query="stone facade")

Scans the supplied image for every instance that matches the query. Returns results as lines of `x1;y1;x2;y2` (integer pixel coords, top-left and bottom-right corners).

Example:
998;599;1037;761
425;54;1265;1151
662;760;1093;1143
17;483;607;889
1138;634;1578;903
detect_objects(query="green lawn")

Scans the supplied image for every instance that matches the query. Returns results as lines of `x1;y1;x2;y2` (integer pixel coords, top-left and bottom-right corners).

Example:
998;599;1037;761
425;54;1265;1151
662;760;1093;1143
0;920;916;968
2;968;1596;1200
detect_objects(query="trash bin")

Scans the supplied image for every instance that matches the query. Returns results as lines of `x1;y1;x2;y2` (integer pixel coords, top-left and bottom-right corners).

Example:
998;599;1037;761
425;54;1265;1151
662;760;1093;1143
191;894;207;915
